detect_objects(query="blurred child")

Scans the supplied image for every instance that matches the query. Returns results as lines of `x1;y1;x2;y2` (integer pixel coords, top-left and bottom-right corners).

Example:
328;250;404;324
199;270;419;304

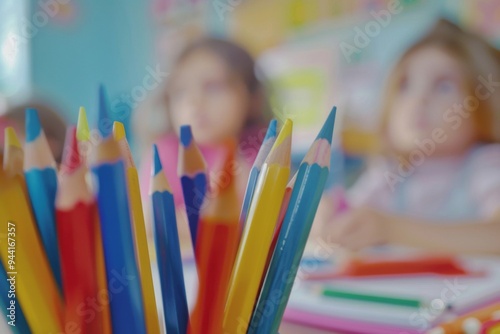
135;38;272;242
319;19;500;255
0;100;67;163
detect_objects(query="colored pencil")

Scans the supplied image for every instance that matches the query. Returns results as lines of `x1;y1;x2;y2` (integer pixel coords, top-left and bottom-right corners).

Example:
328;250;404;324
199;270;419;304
333;187;350;214
77;103;112;334
23;108;62;288
3;127;24;179
77;106;92;162
113;121;160;334
0;130;30;334
189;143;241;334
256;173;297;299
248;108;336;334
270;173;297;262
77;106;90;141
90;85;146;334
223;119;293;333
0;127;63;332
306;255;468;281
56;127;102;333
151;144;189;334
178;125;208;249
0;261;30;334
239;119;277;231
320;286;421;308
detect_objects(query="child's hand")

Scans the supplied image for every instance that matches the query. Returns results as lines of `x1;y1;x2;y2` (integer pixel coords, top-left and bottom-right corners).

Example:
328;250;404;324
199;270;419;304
325;207;392;251
310;194;336;241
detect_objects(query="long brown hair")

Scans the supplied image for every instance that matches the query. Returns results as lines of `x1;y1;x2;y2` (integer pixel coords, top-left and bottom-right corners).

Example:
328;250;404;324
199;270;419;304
380;19;500;152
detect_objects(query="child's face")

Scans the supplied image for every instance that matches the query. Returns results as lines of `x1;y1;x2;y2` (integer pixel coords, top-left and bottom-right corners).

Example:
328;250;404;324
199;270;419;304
387;47;477;156
168;49;250;144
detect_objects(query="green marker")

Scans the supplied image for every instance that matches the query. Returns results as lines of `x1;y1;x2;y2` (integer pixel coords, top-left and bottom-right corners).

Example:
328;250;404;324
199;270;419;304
321;287;422;308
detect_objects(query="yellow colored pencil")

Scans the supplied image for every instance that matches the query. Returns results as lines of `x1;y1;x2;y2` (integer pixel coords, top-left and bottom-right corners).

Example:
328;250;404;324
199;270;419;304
77;106;92;163
77;106;90;141
223;119;293;333
0;128;63;332
3;127;24;179
113;121;160;334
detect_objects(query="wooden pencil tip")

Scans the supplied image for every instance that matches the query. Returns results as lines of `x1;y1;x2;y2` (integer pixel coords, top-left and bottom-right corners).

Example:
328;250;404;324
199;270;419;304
152;144;163;175
98;85;112;138
4;127;21;149
265;119;292;165
25;108;41;142
113;121;126;141
77;106;90;141
3;127;23;177
274;119;293;147
316;106;337;144
61;126;81;173
264;119;278;141
287;171;298;188
179;125;193;147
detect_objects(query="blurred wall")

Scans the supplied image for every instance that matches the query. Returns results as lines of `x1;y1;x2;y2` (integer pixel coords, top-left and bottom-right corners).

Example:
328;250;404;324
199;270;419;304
6;0;499;145
29;0;155;129
0;1;29;104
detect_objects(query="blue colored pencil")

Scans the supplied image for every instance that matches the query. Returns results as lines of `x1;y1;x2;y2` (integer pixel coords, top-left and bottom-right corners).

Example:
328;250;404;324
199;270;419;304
178;125;207;248
24;108;62;289
151;145;189;334
248;107;337;334
0;261;30;334
90;85;146;334
239;119;277;232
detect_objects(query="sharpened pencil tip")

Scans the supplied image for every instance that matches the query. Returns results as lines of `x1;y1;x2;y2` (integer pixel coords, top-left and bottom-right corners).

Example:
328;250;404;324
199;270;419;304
25;108;42;142
98;85;112;138
4;127;21;149
180;125;193;147
264;119;278;141
274;119;292;146
77;106;90;141
61;126;81;173
316;106;336;144
153;144;162;175
113;121;126;141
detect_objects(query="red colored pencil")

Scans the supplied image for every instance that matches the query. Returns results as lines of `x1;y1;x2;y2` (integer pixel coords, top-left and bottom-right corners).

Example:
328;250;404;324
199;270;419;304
272;173;297;254
56;127;102;333
189;143;240;334
259;173;297;290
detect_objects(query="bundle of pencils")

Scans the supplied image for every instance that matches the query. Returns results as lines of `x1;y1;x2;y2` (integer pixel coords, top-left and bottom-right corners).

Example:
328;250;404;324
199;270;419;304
223;119;293;333
0;82;338;334
249;108;336;334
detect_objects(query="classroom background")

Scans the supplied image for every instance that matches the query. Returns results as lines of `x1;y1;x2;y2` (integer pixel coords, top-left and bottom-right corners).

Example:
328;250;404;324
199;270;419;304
2;0;500;183
0;0;500;334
